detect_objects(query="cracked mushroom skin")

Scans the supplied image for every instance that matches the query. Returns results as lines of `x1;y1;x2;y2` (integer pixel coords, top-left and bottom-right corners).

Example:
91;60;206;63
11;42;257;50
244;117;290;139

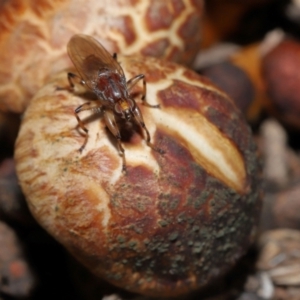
14;55;262;297
0;0;203;113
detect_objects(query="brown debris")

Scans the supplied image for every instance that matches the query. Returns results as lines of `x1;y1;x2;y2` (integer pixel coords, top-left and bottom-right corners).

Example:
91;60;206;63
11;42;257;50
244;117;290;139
0;158;33;224
259;119;289;189
257;229;300;287
262;38;300;130
0;221;35;297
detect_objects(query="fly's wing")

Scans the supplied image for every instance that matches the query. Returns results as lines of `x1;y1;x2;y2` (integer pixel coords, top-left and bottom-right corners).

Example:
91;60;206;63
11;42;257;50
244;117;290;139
67;34;125;90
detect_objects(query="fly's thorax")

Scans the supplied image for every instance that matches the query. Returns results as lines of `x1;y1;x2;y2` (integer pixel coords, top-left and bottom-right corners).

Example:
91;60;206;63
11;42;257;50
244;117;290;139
95;71;127;104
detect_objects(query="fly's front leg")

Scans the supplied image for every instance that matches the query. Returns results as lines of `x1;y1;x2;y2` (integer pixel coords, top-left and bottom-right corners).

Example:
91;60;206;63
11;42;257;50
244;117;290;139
103;110;127;172
127;74;160;108
132;105;165;154
75;101;102;152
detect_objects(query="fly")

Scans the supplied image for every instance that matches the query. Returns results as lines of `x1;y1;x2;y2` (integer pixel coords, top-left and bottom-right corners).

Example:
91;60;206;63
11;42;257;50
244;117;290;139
67;34;164;172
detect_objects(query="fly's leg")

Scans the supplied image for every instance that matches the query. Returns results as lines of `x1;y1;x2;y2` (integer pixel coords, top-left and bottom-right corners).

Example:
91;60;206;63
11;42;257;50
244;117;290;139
127;74;160;108
75;102;102;152
56;72;86;92
103;110;127;172
68;72;86;91
132;105;165;155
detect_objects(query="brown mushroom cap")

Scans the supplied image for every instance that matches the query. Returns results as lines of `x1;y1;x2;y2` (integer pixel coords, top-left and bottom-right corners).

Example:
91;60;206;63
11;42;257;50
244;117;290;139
0;0;203;113
14;55;262;297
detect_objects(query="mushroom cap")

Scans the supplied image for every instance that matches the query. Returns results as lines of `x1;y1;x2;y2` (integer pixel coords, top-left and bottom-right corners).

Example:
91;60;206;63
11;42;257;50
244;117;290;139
15;54;262;297
0;0;203;113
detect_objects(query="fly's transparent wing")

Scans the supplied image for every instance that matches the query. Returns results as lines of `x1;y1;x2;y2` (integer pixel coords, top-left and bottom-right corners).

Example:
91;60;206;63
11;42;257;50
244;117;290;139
67;34;125;89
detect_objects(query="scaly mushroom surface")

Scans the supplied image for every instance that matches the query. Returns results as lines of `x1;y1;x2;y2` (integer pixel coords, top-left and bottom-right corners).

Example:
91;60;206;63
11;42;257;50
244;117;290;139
15;54;262;297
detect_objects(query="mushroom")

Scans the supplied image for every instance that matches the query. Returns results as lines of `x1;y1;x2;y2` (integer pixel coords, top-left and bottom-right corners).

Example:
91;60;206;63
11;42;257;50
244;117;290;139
14;51;262;297
0;0;203;113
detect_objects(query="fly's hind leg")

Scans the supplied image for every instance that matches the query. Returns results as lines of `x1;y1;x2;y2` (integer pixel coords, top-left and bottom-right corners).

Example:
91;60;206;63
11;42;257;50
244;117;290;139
132;105;165;155
68;72;86;92
56;72;86;92
75;102;102;152
127;74;160;108
103;110;127;172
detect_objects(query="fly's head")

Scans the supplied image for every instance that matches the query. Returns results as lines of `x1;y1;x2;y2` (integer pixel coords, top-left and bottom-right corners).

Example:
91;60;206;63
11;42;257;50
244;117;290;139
114;98;135;122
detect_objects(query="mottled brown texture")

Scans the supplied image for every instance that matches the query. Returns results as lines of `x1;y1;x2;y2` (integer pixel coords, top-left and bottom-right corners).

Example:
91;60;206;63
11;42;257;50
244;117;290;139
183;69;216;86
145;0;184;31
158;80;201;111
113;15;136;46
15;56;261;297
262;39;300;130
178;12;199;40
0;0;203;113
141;38;170;58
